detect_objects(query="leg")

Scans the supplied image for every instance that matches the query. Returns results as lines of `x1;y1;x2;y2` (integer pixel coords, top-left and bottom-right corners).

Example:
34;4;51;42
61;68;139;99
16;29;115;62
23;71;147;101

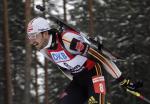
87;63;105;104
60;81;87;104
87;92;105;104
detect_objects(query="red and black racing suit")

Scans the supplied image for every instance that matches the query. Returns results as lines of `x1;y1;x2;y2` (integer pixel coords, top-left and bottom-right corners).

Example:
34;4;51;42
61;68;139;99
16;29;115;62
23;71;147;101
40;29;122;104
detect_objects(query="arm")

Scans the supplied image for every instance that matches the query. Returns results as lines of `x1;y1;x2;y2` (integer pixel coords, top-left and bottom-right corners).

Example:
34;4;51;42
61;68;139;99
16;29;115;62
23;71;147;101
62;31;142;90
87;46;143;91
62;31;121;79
62;30;89;55
87;47;122;79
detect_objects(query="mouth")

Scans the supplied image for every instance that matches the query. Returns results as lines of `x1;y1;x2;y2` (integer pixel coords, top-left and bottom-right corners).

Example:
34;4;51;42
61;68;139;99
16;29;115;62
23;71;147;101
31;39;48;50
34;45;41;51
33;43;38;47
32;41;44;51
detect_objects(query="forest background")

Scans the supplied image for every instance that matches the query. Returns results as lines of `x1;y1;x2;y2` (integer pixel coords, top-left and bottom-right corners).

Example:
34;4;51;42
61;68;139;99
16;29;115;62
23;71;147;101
0;0;150;104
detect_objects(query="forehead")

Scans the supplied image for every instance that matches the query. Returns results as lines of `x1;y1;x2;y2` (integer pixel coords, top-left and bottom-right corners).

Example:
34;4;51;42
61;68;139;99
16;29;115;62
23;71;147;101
27;18;38;34
27;22;33;33
27;18;35;31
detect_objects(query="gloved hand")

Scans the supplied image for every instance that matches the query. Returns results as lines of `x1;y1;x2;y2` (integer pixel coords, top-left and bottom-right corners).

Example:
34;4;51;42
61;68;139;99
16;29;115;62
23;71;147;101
119;79;143;91
116;75;143;91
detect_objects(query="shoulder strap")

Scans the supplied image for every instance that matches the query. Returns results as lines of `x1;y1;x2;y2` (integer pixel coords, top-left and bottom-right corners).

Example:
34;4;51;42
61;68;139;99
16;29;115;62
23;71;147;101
57;31;66;49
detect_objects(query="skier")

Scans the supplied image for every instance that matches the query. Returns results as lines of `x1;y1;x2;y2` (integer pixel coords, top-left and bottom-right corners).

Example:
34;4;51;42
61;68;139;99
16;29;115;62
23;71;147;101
26;17;142;104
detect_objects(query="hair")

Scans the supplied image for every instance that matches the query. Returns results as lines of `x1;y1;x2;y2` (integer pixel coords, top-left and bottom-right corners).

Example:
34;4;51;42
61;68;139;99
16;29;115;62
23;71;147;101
48;28;58;35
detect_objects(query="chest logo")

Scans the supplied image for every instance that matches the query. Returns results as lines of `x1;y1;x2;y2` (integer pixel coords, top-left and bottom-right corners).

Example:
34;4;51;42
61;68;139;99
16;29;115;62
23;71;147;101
51;50;70;63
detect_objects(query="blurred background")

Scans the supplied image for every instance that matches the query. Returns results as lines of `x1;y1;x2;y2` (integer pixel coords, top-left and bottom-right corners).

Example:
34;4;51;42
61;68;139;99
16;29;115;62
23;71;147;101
0;0;150;104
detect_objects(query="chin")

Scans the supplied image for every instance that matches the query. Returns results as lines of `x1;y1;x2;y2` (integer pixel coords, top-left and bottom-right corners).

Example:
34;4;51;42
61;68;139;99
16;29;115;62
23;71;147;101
37;48;41;51
36;40;48;50
38;45;46;51
35;46;42;51
36;47;40;51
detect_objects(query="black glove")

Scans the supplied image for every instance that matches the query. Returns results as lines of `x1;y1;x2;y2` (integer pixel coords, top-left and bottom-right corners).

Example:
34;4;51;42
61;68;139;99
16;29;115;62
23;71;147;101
120;79;143;91
117;75;143;91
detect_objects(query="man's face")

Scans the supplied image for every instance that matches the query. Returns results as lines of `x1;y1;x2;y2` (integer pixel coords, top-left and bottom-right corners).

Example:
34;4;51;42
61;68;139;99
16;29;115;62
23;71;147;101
28;32;49;50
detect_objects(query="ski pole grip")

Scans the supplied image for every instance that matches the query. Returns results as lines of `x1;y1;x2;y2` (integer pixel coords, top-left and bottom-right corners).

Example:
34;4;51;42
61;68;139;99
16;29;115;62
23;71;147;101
36;5;45;11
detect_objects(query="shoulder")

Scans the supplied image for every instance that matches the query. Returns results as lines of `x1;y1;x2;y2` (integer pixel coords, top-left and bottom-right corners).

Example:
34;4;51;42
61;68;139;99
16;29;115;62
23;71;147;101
61;30;84;54
60;30;89;55
61;30;84;42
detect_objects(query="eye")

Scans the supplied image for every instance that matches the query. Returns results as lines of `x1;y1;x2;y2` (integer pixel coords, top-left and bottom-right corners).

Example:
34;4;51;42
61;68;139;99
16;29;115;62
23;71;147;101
27;32;40;40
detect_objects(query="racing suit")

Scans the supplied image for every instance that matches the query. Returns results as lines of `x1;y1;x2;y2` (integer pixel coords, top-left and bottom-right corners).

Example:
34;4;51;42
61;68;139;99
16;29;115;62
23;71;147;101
40;29;122;104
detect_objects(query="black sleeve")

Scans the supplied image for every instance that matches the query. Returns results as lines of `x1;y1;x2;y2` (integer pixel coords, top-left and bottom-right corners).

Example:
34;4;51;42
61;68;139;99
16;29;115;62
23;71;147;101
70;38;90;55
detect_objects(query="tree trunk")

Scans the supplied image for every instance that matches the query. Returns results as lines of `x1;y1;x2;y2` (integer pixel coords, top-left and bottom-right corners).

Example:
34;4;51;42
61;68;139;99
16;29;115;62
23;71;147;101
63;0;67;22
34;52;39;104
42;0;49;104
88;0;94;35
3;0;13;104
44;58;49;104
24;0;32;104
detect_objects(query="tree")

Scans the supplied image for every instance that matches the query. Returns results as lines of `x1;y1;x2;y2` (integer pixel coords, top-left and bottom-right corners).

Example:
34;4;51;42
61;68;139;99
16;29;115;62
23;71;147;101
3;0;13;104
24;0;32;104
0;0;4;102
88;0;94;35
33;51;39;104
63;0;67;22
7;0;26;103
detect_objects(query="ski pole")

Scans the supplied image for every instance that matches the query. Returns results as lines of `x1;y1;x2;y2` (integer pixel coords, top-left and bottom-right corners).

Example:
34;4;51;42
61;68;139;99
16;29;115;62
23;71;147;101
126;88;150;103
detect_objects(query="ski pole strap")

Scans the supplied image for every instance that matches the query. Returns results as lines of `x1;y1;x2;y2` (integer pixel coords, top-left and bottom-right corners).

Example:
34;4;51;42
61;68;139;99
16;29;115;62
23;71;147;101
126;89;150;103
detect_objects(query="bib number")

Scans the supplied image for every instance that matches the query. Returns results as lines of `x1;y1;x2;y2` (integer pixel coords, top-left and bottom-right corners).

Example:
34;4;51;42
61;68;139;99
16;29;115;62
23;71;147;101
92;75;106;95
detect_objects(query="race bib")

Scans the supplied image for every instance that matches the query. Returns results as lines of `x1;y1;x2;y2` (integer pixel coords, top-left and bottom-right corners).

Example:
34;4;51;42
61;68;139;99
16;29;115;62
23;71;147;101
51;50;70;63
92;75;106;95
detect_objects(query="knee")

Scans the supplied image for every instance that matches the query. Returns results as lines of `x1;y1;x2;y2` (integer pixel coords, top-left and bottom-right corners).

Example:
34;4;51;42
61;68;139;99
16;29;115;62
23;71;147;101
59;91;68;99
